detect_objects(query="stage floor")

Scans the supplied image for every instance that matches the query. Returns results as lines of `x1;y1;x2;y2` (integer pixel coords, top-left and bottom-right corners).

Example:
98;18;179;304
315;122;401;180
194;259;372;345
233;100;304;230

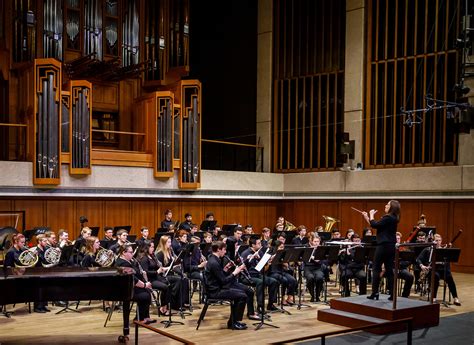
0;272;472;344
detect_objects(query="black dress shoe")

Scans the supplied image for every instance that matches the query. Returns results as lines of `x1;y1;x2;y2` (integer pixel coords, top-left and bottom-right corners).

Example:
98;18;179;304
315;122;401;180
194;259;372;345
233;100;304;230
236;321;247;327
367;293;380;300
34;308;46;313
42;307;51;312
388;295;393;301
144;319;157;324
267;304;279;311
227;322;247;330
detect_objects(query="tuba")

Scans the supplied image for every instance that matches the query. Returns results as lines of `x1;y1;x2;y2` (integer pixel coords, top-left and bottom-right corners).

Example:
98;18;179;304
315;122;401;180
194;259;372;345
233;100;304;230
17;247;39;267
43;246;62;268
322;215;340;232
95;247;115;267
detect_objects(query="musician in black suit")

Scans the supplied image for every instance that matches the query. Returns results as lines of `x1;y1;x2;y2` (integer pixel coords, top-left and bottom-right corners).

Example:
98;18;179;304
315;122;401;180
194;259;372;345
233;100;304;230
268;240;297;305
338;234;367;297
416;234;461;305
33;234;50;312
362;200;400;300
395;232;414;298
4;233;26;268
291;226;308;246
304;234;326;302
160;209;175;230
172;230;188;254
241;238;279;311
103;226;115;241
109;229;128;254
136;227;151;247
115;244;156;324
205;241;248;330
179;213;193;231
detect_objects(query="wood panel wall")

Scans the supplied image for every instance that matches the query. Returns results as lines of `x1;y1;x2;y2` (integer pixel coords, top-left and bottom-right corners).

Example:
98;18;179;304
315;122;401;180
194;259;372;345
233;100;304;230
0;198;472;272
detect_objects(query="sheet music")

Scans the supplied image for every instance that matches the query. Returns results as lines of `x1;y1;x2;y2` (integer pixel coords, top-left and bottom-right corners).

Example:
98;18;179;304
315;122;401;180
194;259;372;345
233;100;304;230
255;249;272;272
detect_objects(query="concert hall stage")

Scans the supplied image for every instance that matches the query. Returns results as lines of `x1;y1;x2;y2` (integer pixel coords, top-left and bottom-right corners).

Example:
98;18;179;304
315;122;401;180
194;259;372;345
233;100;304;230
318;294;440;334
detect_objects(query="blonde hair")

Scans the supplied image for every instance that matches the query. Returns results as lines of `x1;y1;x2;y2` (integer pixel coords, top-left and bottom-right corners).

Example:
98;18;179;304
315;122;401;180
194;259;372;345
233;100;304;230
156;235;172;265
84;236;98;255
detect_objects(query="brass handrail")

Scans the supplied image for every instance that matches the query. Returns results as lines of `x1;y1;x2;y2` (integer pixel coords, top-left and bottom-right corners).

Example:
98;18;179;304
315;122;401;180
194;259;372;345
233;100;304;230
92;129;146;136
202;138;263;148
0;123;28;127
133;320;195;345
269;317;413;345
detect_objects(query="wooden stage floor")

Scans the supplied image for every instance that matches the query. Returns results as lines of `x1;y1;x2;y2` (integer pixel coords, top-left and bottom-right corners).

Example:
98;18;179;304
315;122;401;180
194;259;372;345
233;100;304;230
0;272;473;344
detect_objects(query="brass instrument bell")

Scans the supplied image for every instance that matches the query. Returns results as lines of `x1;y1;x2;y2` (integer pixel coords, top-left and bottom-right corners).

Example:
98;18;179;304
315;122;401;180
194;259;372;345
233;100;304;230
322;215;340;232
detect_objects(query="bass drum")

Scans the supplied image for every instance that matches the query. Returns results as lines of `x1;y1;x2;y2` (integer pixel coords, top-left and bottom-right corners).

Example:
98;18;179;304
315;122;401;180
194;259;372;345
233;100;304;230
0;227;18;251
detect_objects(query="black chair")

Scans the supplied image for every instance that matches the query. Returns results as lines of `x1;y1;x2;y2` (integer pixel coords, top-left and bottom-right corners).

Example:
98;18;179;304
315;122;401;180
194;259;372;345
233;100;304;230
196;274;234;330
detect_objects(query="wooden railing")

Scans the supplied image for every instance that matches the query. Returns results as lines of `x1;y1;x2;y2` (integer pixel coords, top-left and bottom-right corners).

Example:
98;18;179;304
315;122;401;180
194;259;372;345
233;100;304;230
133;320;195;345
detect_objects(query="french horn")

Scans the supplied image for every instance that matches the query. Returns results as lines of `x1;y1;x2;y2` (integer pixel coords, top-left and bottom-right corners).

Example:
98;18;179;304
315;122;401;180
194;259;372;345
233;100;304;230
43;246;62;268
17;247;39;267
95;247;115;267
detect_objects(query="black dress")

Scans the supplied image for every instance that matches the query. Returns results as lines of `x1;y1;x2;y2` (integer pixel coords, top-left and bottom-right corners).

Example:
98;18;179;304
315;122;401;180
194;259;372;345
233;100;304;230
115;257;151;320
155;251;190;309
138;254;170;306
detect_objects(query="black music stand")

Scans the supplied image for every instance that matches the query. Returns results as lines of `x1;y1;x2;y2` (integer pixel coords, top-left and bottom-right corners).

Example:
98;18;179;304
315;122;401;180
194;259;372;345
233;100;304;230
222;224;238;237
89;227;100;237
357;245;376;285
317;232;332;243
160;251;186;328
269;250;291;315
56;246;81;315
200;220;217;232
286;247;312;310
435;248;461;307
175;248;192;319
362;235;377;245
253;251;279;330
314;246;339;304
153;232;174;248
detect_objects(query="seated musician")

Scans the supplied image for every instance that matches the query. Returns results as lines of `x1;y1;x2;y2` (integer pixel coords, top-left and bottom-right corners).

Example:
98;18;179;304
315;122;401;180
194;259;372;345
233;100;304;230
58;229;71;248
345;229;355;241
329;229;341;241
211;226;221;241
413;231;427;290
155;235;190;309
205;241;249;330
338;234;367;297
205;212;215;222
179;213;193;231
362;228;373;237
189;223;199;239
292;226;308;246
45;230;58;247
184;236;207;283
160;209;175;230
244;224;254;235
226;226;244;261
203;231;212;244
260;227;272;248
115;244;156;324
136;226;150;247
137;241;171;316
395;232;414;297
4;233;26;268
416;234;461;305
81;236;101;267
241;238;279;312
103;226;115;241
274;222;285;232
304;234;326;302
34;234;50;313
74;227;92;259
109;229;128;254
172;229;189;254
268;240;296;305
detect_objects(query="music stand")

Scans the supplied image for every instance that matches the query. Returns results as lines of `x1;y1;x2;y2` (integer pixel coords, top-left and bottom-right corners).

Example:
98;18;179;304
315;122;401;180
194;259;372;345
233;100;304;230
153;232;174;248
435;248;461;307
270;250;291;315
100;240;115;250
199;220;217;232
313;246;338;304
317;232;332;243
56;244;81;314
127;235;137;243
222;224;238;237
362;235;377;245
286;247;312;310
89;227;100;237
199;243;212;258
253;251;279;330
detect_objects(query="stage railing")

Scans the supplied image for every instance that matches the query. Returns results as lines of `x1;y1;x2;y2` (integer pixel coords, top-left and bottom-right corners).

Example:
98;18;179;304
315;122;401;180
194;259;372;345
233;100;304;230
269;317;413;345
393;242;437;309
133;320;195;345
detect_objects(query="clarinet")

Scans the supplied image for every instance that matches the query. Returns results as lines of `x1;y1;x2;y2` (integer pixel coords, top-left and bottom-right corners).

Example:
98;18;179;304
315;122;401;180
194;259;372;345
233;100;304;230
224;255;253;283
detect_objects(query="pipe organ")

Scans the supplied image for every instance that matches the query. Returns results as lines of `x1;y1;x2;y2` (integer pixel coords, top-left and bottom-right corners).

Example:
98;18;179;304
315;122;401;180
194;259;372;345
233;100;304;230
5;1;200;189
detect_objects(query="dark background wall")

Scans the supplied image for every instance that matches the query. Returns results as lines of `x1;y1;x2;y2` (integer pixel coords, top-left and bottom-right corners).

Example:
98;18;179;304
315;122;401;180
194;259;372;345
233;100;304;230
189;0;258;171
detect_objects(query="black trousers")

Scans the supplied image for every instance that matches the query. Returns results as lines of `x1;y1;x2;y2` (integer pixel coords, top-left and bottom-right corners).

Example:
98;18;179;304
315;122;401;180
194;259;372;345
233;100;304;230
134;287;151;320
209;288;247;323
430;270;458;299
304;266;324;299
232;281;256;316
340;268;367;296
269;271;297;296
167;275;190;309
398;268;414;297
249;274;279;307
372;243;395;295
